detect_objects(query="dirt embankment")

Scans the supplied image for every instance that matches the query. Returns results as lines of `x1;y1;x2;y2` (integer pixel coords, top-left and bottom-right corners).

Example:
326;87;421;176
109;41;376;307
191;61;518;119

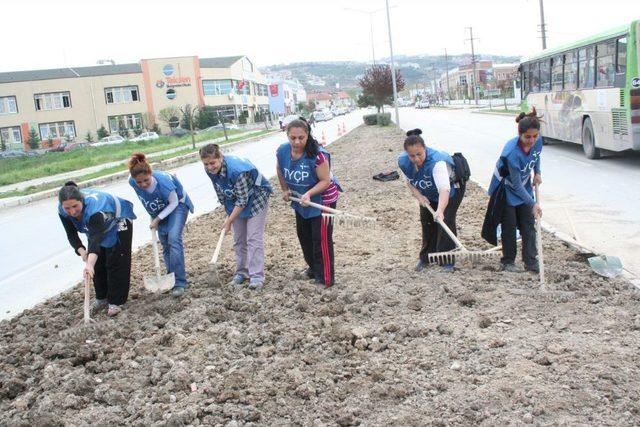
1;125;639;426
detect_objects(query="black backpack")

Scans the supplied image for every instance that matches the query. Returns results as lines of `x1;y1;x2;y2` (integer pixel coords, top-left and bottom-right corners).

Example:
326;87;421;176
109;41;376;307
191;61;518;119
452;152;471;184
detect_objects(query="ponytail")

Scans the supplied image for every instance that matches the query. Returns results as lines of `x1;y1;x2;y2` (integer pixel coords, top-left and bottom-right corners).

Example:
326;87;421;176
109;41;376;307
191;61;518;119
128;152;152;177
516;107;543;135
58;181;83;203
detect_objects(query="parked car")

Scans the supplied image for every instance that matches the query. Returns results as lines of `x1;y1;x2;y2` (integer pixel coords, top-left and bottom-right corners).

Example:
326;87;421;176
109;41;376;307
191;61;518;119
415;99;431;109
130;132;160;142
64;142;90;151
94;135;126;146
46;143;69;153
280;114;300;130
170;127;189;137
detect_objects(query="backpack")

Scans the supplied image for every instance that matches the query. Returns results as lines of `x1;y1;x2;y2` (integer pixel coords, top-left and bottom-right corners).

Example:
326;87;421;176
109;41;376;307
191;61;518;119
451;152;471;184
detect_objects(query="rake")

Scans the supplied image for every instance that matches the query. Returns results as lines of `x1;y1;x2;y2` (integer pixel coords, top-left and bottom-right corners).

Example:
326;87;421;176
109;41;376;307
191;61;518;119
420;201;502;264
60;274;99;340
289;195;376;228
205;229;226;286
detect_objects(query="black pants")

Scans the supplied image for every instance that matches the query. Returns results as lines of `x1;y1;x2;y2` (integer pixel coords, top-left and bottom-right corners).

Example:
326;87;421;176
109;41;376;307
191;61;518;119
419;186;464;265
295;203;336;286
93;220;133;305
500;204;537;267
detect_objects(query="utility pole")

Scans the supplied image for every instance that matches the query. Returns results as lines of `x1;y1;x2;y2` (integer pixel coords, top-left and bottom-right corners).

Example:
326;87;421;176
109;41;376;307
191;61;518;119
466;27;479;106
385;0;400;127
538;0;547;50
369;14;376;65
444;48;451;105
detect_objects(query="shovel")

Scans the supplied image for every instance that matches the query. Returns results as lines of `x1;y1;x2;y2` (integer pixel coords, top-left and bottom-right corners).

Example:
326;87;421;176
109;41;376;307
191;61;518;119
206;229;226;286
143;229;175;293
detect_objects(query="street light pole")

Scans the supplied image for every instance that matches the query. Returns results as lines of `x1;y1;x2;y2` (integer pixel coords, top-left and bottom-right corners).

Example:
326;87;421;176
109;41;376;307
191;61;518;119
444;48;451;105
385;0;400;127
369;14;376;65
539;0;547;49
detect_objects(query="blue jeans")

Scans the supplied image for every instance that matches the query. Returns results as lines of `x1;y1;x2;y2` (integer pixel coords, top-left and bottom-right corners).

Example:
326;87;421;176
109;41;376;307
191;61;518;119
158;203;189;288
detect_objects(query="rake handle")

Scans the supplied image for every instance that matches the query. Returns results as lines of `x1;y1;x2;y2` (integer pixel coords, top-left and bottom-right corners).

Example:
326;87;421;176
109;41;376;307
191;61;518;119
83;275;91;324
419;201;466;250
289;196;344;215
210;229;226;264
151;229;163;279
535;185;546;288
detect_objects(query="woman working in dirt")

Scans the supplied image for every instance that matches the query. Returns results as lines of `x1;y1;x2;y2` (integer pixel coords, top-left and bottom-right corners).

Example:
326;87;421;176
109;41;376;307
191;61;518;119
128;153;194;298
486;108;543;273
200;143;272;290
398;129;464;273
276;117;342;287
57;182;136;317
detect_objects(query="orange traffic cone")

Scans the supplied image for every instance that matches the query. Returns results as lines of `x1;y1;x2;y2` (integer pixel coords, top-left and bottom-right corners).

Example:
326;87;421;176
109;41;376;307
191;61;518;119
321;131;327;146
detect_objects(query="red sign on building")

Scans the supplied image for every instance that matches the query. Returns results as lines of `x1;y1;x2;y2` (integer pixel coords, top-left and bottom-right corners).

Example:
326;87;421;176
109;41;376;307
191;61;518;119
269;84;279;97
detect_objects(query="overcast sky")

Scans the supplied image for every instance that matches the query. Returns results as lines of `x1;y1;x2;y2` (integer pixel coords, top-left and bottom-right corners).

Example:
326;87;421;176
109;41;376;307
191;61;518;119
1;0;635;72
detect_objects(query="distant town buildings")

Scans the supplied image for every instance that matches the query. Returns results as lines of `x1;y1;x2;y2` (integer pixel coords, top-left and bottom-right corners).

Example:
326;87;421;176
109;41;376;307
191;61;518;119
267;78;307;115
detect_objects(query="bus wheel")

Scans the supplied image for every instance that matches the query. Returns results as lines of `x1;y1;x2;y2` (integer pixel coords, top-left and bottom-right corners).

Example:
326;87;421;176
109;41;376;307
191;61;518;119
582;117;601;159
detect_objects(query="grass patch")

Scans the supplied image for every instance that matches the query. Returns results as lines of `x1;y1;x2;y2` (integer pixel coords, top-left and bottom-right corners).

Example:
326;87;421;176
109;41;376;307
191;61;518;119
0;130;273;199
0;129;250;186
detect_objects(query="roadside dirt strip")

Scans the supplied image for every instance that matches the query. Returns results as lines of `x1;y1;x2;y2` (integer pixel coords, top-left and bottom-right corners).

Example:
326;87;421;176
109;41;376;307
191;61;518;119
1;125;639;425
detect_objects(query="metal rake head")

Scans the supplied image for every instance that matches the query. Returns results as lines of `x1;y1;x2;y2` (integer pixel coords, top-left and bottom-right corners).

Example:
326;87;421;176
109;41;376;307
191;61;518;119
428;250;502;264
322;213;377;228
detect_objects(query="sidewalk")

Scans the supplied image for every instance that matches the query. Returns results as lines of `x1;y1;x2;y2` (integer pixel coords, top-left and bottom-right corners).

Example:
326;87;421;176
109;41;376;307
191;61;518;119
0;128;279;209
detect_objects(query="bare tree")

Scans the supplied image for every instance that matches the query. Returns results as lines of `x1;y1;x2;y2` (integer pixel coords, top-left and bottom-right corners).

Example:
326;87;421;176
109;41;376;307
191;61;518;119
157;106;181;129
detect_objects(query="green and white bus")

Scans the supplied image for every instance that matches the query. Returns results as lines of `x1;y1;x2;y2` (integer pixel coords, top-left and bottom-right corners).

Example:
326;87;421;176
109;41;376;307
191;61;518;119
519;20;639;159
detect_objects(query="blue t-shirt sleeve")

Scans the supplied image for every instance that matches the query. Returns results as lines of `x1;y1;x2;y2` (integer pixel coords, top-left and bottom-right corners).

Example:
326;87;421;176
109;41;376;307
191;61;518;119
507;158;536;206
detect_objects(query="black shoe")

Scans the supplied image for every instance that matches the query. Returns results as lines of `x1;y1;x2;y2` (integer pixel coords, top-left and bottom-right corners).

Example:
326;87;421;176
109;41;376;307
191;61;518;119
501;263;523;273
414;260;428;272
525;264;540;274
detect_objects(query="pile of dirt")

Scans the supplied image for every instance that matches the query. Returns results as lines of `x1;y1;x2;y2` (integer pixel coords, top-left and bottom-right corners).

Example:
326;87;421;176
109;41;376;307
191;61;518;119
1;125;639;426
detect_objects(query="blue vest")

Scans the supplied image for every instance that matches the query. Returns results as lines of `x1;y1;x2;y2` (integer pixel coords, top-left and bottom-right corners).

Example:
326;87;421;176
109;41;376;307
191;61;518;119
488;136;542;206
398;147;456;203
129;171;194;232
276;142;343;218
205;155;272;218
58;189;136;248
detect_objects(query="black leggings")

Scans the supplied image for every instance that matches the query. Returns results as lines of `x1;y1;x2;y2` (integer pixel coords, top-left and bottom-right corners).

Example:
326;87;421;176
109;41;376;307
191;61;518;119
419;186;464;265
93;220;133;305
295;203;336;286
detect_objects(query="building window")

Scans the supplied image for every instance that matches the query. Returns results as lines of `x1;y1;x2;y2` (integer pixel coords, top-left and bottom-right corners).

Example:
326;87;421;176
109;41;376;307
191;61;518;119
39;121;75;140
105;86;139;104
0;126;22;149
459;75;467;85
209;105;237;121
551;55;564;91
34;92;71;111
540;59;551;92
528;62;540;92
234;80;250;95
0;96;18;115
256;84;268;97
202;79;233;96
108;113;143;133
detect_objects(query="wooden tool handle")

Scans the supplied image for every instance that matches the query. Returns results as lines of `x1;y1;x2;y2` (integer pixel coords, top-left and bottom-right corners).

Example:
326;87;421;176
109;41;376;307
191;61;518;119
535;185;546;288
210;229;226;264
150;229;163;279
419;201;466;250
83;275;91;324
289;196;344;215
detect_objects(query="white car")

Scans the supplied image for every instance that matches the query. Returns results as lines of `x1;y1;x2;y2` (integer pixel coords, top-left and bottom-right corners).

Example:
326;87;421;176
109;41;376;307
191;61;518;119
130;132;160;142
415;99;431;109
204;123;239;132
280;114;300;130
94;135;126;146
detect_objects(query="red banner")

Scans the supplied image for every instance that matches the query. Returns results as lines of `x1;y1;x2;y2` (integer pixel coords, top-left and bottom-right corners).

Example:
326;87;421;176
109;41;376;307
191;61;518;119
269;84;279;97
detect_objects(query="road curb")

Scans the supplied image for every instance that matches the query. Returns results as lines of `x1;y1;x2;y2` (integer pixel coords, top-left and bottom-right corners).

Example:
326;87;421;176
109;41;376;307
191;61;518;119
0;129;280;210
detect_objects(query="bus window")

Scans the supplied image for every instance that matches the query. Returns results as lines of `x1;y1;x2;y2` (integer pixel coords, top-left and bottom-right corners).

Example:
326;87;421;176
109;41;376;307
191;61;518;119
529;62;540;92
540;59;551;92
578;46;595;88
521;65;528;95
564;51;577;90
616;37;627;75
551;55;564;91
596;40;615;87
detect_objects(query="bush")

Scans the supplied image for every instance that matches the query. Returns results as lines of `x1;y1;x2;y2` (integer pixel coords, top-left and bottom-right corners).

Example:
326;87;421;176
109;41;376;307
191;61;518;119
151;124;161;135
195;106;219;129
133;128;143;137
363;114;378;125
239;111;248;125
377;113;392;126
85;131;94;143
97;125;109;139
118;128;130;139
27;128;40;149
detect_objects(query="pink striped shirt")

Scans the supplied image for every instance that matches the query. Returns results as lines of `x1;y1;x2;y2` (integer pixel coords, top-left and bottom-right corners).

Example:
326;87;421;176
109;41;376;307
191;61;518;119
316;152;339;204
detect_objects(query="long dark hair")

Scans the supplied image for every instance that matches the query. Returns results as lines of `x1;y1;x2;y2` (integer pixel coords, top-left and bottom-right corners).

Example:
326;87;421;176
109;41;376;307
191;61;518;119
404;128;426;150
287;117;320;158
516;107;543;135
58;181;83;203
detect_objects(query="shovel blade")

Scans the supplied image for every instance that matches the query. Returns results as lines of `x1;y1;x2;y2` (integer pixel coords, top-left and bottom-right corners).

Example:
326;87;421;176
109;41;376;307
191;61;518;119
588;255;623;278
143;272;175;293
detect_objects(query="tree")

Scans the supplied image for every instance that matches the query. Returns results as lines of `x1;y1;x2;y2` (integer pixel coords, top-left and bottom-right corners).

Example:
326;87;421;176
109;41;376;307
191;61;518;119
118;128;130;139
85;131;94;143
97;125;109;139
195;106;219;129
27;128;40;149
358;64;405;112
158;106;181;129
238;110;248;125
180;104;198;130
